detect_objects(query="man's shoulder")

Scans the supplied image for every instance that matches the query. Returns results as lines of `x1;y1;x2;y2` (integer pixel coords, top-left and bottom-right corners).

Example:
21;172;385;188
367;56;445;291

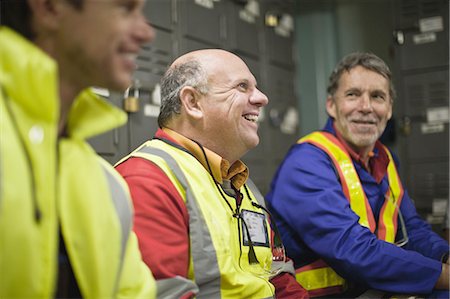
116;155;166;179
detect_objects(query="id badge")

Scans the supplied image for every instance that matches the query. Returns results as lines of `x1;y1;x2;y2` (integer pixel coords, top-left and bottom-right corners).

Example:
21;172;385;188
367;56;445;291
241;209;269;247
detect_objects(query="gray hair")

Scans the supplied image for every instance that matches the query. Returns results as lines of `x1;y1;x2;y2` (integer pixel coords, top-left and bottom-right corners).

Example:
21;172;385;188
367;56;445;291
158;59;209;127
327;52;396;101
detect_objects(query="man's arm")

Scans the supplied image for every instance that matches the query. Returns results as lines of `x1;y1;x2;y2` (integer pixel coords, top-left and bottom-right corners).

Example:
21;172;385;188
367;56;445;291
116;157;197;298
398;190;450;262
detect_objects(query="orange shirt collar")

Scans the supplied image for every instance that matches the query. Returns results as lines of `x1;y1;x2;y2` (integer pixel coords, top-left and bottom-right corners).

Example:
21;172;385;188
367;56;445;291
162;128;249;189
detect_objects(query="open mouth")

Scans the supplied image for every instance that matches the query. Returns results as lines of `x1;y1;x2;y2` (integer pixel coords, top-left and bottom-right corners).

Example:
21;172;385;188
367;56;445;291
352;119;376;125
243;114;258;122
122;53;138;66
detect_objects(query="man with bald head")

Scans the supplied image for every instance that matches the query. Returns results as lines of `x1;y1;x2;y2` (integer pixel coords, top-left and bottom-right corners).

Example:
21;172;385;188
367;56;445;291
116;49;308;298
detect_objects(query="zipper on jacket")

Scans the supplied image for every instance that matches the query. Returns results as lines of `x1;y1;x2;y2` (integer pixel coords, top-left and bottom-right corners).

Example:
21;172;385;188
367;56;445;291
1;86;42;222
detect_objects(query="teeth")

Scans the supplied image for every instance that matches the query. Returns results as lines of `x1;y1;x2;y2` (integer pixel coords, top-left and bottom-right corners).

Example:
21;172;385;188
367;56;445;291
244;114;258;122
124;53;137;61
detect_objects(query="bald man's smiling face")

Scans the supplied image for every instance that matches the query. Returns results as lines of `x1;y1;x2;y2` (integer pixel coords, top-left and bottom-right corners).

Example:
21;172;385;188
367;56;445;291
187;50;269;162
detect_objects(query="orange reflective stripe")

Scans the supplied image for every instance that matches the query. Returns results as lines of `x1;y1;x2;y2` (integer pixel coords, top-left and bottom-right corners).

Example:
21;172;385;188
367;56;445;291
378;146;404;242
299;132;375;232
299;138;351;200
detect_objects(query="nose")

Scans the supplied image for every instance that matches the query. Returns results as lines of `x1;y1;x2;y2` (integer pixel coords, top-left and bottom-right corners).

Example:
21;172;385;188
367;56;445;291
134;15;156;45
359;93;373;113
250;88;269;107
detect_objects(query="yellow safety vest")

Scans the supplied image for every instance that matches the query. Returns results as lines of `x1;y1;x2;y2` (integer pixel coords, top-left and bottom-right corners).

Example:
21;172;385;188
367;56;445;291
295;131;404;297
122;138;276;299
0;27;156;298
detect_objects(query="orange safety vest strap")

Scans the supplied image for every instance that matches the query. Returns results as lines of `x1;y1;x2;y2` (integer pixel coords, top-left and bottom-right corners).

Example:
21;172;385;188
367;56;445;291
377;145;404;242
298;132;376;232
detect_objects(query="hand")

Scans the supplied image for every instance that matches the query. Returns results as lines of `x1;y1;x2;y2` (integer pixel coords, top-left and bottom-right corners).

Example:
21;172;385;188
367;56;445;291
434;263;449;290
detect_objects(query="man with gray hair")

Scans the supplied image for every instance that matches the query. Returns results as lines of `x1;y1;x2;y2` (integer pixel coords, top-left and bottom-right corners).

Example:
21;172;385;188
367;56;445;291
266;52;449;298
116;49;308;298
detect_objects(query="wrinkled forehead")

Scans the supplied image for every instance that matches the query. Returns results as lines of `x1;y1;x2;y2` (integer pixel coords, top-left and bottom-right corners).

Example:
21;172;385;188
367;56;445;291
206;55;256;85
341;66;389;85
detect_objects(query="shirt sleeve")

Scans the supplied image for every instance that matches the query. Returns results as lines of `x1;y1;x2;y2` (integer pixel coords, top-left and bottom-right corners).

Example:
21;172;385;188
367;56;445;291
266;143;444;294
116;157;192;290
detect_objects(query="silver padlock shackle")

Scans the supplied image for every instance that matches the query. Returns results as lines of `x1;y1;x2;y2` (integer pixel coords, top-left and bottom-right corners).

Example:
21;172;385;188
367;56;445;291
124;79;141;99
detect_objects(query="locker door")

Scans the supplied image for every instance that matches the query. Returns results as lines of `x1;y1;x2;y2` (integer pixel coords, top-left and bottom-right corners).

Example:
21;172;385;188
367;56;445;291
393;0;449;70
264;64;299;194
144;0;172;30
226;0;261;58
393;0;449;226
128;28;174;151
177;0;226;54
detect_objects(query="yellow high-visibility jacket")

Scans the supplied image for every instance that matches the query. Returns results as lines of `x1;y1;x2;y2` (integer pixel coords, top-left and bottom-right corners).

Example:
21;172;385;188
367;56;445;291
121;138;276;298
0;27;156;298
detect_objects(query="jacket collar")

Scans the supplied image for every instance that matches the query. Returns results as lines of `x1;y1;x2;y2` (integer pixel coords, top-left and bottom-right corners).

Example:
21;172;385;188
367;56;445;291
156;128;249;190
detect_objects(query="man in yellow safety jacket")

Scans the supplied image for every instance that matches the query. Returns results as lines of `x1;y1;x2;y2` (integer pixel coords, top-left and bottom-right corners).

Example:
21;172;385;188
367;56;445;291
0;0;157;297
116;49;309;298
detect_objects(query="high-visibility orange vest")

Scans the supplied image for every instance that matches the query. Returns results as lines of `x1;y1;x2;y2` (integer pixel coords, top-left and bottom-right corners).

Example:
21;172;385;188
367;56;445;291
295;131;404;297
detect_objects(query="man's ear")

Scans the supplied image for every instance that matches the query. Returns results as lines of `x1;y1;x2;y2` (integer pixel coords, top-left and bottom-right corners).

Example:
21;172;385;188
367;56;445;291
28;0;63;32
325;95;336;118
179;86;203;120
387;101;393;120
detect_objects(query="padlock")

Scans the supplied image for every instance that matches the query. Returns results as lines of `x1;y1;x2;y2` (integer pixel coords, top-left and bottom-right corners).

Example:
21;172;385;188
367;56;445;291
400;116;411;136
124;87;140;113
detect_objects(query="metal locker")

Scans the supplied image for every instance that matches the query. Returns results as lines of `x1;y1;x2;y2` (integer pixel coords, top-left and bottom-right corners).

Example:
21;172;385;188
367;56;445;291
409;161;449;213
144;0;172;30
265;29;294;67
179;37;220;55
406;122;449;161
128;28;173;151
261;0;295;68
265;64;298;163
226;0;261;58
403;69;449;117
393;0;449;70
134;29;173;88
393;0;449;224
177;0;226;48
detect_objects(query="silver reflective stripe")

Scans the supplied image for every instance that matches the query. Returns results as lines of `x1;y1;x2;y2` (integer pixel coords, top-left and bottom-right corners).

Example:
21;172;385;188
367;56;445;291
246;178;266;208
101;163;131;294
156;275;199;298
137;147;221;299
246;179;295;277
